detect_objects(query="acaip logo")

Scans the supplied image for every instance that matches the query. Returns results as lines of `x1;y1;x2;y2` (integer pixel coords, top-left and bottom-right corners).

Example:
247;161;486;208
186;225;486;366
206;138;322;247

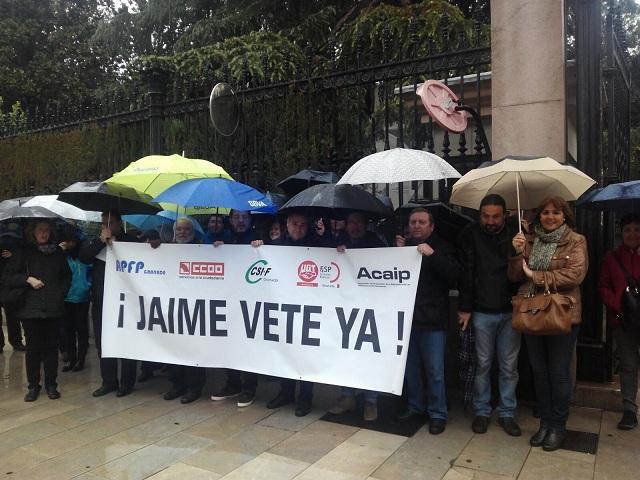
245;259;276;284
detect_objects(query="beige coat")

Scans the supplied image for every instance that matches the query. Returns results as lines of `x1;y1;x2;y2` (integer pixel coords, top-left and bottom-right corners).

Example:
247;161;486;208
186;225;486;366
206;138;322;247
508;228;588;325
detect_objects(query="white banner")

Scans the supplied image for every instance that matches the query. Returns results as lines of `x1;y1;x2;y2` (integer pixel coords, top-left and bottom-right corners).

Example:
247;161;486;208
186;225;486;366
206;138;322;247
102;242;421;394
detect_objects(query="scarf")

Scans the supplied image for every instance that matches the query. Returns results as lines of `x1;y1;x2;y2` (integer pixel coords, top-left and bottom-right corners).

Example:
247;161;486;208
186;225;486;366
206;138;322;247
528;224;567;271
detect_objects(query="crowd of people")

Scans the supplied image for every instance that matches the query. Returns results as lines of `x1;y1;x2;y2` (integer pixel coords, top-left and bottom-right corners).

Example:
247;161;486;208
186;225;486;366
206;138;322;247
0;193;638;454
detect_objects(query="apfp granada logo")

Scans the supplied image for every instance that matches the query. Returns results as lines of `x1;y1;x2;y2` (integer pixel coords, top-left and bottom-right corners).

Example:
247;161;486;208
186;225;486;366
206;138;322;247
297;260;318;287
179;261;224;279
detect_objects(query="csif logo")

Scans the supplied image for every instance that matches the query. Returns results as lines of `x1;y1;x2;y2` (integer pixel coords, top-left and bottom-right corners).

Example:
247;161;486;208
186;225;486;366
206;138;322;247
116;260;145;274
245;259;274;284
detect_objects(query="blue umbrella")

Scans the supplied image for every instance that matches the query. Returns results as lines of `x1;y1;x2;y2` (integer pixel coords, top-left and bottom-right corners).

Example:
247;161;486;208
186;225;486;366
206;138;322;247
123;212;205;237
154;178;276;214
577;180;640;212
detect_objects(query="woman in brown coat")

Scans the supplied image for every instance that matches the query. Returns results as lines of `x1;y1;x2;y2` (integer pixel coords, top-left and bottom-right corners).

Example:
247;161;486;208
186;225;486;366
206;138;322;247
509;196;588;451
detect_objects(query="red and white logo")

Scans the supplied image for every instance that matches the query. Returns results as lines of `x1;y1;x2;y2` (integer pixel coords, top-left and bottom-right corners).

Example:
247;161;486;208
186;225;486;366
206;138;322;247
297;260;318;286
179;261;224;276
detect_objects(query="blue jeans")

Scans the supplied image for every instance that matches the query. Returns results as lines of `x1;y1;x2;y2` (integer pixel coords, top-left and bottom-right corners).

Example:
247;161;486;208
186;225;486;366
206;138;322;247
472;311;521;418
341;387;378;404
525;327;579;428
404;328;447;420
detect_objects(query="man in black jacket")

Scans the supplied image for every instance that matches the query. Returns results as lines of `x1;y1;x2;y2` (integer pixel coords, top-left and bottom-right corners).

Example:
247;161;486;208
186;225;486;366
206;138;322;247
210;210;260;408
457;194;522;437
395;208;461;434
80;209;138;398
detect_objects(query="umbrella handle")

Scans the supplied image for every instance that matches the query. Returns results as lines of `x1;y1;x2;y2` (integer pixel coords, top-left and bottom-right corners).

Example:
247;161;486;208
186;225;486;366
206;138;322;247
516;174;522;234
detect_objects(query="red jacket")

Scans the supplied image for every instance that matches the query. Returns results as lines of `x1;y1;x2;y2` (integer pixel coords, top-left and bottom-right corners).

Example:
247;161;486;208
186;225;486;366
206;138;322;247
598;245;640;326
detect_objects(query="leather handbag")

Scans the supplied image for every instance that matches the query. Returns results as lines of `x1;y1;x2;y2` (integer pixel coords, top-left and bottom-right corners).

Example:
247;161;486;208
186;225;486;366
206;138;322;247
512;274;576;335
612;252;640;331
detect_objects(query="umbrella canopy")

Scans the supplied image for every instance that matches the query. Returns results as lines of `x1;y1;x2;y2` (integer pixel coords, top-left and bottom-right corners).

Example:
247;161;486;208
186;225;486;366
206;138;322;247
0;205;61;223
58;182;160;215
450;155;596;210
252;191;289;215
123;212;206;237
576;180;640;213
277;169;338;196
22;195;101;222
0;196;34;209
154;178;277;214
337;148;461;185
279;183;393;218
106;154;233;198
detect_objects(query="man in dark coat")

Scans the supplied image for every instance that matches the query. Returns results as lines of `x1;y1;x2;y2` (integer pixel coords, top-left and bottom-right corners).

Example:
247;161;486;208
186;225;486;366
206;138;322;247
394;208;461;434
0;233;26;352
457;194;522;437
79;209;138;398
254;210;334;416
210;210;261;408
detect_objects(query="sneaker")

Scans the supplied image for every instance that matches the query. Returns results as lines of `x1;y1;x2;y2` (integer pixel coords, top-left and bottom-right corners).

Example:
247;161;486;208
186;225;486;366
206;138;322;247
210;385;241;401
363;401;378;421
236;391;255;408
617;410;638;430
329;395;357;415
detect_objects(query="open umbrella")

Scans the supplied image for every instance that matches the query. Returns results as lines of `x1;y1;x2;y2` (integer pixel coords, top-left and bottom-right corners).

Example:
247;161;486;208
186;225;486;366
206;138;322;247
0;196;34;209
154;177;277;214
22;195;101;222
106;154;233;197
277;169;338;196
576;180;640;213
58;182;160;215
279;183;393;218
123;212;206;237
0;205;62;223
337;148;461;185
450;155;595;210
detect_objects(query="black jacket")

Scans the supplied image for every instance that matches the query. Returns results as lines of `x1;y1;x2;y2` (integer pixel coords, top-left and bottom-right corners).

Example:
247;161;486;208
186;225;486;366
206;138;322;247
79;231;138;304
456;221;518;313
342;231;385;249
408;234;461;330
1;244;71;319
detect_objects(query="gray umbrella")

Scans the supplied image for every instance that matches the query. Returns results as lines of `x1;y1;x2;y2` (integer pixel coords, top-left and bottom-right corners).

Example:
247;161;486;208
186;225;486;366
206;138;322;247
0;205;62;223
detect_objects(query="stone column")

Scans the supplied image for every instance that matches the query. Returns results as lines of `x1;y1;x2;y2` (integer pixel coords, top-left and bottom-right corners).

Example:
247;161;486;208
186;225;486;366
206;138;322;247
491;0;566;162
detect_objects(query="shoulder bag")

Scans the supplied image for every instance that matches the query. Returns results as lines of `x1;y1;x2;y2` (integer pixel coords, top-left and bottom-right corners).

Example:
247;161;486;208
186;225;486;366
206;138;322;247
512;274;575;335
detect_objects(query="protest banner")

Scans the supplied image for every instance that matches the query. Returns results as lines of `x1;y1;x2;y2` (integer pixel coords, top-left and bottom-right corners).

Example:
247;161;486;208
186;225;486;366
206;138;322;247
102;242;422;394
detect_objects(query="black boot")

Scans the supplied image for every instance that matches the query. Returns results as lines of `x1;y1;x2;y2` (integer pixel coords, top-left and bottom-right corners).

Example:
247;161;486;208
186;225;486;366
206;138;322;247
24;386;41;402
529;425;549;447
542;427;566;452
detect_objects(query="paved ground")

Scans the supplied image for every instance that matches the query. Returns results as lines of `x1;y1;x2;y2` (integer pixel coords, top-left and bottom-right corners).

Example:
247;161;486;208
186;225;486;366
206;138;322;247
0;339;638;480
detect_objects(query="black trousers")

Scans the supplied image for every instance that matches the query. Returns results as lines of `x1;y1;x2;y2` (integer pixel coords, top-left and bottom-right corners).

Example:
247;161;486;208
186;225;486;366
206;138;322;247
21;317;60;389
0;304;23;348
92;301;137;390
63;301;89;364
280;379;314;402
227;369;258;394
168;365;206;394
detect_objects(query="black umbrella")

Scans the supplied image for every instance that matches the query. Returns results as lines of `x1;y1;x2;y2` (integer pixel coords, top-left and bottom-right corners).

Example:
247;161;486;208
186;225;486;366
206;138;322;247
395;201;473;241
251;191;290;215
277;169;339;196
0;205;62;223
58;182;160;215
280;184;393;218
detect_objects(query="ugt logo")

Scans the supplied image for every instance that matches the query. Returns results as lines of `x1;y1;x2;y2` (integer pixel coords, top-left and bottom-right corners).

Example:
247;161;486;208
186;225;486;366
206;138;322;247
116;260;145;274
297;260;318;283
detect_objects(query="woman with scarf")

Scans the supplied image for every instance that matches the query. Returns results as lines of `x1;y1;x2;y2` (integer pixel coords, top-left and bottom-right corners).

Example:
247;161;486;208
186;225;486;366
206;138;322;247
1;220;71;401
508;196;587;451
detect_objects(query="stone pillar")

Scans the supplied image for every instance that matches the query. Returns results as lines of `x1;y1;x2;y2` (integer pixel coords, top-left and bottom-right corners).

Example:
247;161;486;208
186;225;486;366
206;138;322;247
491;1;566;162
143;67;168;155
